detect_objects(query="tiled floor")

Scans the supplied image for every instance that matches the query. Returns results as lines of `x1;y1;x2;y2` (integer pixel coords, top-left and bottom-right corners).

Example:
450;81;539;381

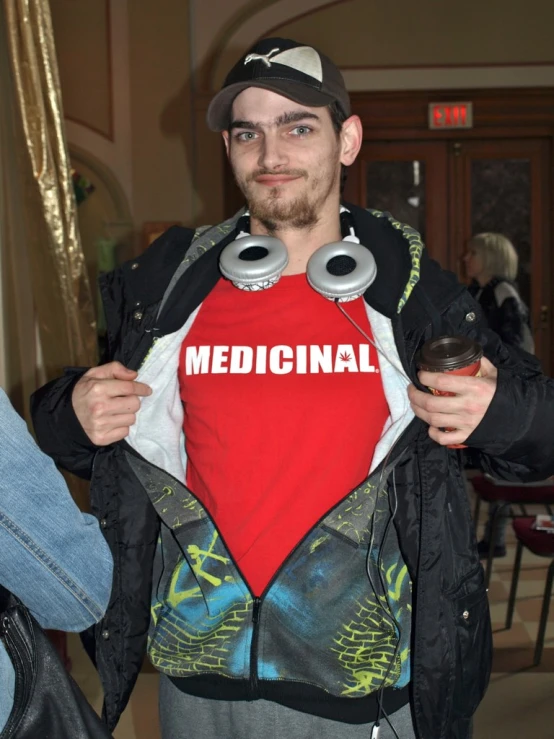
68;477;554;738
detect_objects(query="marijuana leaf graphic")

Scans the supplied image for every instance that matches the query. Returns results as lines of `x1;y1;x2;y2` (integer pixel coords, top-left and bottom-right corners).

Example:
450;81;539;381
339;352;352;362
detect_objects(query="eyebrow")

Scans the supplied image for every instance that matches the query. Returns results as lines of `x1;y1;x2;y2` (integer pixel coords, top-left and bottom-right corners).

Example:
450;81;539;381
229;110;321;131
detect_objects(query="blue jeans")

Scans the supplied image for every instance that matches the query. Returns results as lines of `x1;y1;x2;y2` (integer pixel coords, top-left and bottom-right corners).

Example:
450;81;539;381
0;389;113;731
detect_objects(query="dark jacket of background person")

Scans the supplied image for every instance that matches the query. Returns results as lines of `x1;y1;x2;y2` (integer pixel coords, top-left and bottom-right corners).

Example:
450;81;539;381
468;277;534;354
0;388;113;732
30;205;554;739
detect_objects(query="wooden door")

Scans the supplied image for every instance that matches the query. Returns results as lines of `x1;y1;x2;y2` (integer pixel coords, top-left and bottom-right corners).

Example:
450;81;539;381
344;140;449;265
449;138;551;371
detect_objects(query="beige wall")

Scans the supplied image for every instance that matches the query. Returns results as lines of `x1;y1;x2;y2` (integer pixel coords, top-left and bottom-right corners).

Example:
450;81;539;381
271;0;554;67
51;0;554;233
50;0;111;137
128;0;194;226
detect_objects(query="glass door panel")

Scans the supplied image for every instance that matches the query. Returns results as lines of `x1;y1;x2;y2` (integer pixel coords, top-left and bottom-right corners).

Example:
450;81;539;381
366;160;427;238
345;141;449;266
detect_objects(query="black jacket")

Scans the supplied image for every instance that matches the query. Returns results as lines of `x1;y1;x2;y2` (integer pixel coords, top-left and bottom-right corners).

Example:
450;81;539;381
31;204;554;738
468;277;534;354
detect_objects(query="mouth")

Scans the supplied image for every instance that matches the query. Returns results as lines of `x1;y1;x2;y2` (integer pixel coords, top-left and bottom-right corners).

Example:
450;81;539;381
254;174;303;187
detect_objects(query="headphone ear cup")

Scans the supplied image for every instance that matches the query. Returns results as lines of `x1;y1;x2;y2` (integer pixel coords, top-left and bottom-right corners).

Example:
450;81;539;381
307;242;377;301
219;235;289;291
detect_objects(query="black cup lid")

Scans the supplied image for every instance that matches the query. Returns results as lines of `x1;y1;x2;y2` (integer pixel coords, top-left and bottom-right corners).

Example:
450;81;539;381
416;335;483;371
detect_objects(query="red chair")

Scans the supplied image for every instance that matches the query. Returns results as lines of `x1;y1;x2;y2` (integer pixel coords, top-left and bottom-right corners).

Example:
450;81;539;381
505;517;554;666
471;475;554;586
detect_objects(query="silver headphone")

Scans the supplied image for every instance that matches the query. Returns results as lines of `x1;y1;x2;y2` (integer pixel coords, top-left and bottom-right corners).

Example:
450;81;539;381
219;235;377;302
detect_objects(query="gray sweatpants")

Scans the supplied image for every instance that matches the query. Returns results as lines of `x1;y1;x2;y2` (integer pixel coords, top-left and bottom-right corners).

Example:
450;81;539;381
159;675;417;739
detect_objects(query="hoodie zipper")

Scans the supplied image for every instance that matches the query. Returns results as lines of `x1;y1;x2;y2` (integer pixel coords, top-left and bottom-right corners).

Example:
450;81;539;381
250;597;262;697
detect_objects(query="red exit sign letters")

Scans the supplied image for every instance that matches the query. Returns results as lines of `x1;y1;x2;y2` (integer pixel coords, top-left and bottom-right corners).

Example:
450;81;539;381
428;102;473;130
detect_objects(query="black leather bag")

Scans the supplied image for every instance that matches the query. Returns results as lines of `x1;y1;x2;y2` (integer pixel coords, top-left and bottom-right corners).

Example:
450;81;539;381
0;585;113;738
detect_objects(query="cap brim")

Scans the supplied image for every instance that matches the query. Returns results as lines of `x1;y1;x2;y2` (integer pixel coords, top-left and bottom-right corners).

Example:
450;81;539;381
206;80;336;132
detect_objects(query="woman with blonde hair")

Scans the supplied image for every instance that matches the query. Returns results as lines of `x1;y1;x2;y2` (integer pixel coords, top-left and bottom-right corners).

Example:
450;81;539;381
463;232;534;353
463;232;535;559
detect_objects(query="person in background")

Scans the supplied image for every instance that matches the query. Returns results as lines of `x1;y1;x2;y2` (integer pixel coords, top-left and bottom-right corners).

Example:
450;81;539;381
464;232;534;355
463;232;535;558
0;388;113;732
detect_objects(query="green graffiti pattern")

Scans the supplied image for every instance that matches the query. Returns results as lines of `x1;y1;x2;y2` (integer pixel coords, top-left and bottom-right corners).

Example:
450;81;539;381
367;209;424;312
150;483;205;529
332;593;400;696
149;529;252;676
332;480;377;546
333;560;410;696
149;592;252;675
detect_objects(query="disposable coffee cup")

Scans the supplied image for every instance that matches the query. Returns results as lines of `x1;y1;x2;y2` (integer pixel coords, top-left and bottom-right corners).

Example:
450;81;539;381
416;335;483;449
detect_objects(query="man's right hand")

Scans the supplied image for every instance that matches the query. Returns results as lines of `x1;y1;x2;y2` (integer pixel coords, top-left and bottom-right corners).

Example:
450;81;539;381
72;362;152;446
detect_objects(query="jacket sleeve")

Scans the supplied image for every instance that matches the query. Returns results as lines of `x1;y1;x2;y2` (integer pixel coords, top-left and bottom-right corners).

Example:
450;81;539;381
30;369;99;480
464;323;554;481
30;259;128;479
30;225;197;479
31;241;140;479
0;389;113;630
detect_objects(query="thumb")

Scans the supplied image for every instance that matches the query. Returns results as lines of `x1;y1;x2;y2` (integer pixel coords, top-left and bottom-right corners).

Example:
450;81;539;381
479;356;497;378
89;361;138;381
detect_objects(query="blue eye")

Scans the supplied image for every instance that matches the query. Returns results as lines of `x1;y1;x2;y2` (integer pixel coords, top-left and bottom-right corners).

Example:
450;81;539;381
291;126;311;136
236;131;257;141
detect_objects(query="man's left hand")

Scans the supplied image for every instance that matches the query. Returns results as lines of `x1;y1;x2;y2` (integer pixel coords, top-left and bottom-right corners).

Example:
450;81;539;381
407;356;498;446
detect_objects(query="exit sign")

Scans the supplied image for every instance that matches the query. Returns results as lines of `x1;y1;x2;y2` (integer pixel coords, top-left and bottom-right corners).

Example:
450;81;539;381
428;102;473;129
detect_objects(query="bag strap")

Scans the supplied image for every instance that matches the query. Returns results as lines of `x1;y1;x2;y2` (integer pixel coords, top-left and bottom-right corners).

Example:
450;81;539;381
0;583;15;613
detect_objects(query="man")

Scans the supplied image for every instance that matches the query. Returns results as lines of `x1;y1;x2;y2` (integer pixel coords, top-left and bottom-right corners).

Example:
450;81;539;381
31;37;554;739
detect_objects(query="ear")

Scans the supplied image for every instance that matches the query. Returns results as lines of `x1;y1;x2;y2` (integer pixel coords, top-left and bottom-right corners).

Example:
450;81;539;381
222;131;230;157
339;115;363;167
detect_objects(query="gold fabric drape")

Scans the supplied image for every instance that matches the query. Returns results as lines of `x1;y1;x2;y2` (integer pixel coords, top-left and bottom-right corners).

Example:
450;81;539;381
2;0;97;408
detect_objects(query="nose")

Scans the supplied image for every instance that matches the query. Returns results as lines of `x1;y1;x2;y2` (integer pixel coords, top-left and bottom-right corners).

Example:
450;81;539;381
258;132;288;171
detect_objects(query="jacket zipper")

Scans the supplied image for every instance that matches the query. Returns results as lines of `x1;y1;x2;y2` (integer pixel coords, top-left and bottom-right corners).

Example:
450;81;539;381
250;597;262;697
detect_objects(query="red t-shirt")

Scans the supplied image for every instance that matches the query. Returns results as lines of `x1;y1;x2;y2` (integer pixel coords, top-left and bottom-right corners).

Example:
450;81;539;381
178;274;389;595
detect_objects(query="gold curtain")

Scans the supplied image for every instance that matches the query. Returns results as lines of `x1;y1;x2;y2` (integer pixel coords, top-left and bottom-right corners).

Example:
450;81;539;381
1;0;97;417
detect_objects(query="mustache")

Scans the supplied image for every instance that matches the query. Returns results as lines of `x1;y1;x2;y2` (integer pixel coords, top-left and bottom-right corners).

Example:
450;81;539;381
247;169;308;183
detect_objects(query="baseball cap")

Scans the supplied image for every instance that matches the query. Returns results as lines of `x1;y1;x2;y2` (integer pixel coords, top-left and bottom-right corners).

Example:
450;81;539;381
207;37;351;132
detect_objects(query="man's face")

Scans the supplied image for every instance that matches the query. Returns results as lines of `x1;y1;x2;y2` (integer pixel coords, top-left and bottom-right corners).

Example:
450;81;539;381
223;87;353;231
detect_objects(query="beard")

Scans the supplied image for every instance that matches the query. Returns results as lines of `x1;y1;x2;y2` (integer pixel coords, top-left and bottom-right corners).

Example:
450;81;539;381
234;164;340;234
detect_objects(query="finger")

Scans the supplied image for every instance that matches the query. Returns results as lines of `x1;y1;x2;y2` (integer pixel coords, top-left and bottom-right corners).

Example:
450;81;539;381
90;396;141;418
428;425;468;446
479;356;498;378
89;379;152;399
417;370;482;395
85;361;138;381
87;415;137;445
408;386;463;414
411;404;472;432
95;426;132;446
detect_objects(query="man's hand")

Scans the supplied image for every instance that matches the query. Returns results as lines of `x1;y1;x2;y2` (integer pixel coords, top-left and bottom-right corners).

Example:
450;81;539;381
407;356;498;446
72;362;152;446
